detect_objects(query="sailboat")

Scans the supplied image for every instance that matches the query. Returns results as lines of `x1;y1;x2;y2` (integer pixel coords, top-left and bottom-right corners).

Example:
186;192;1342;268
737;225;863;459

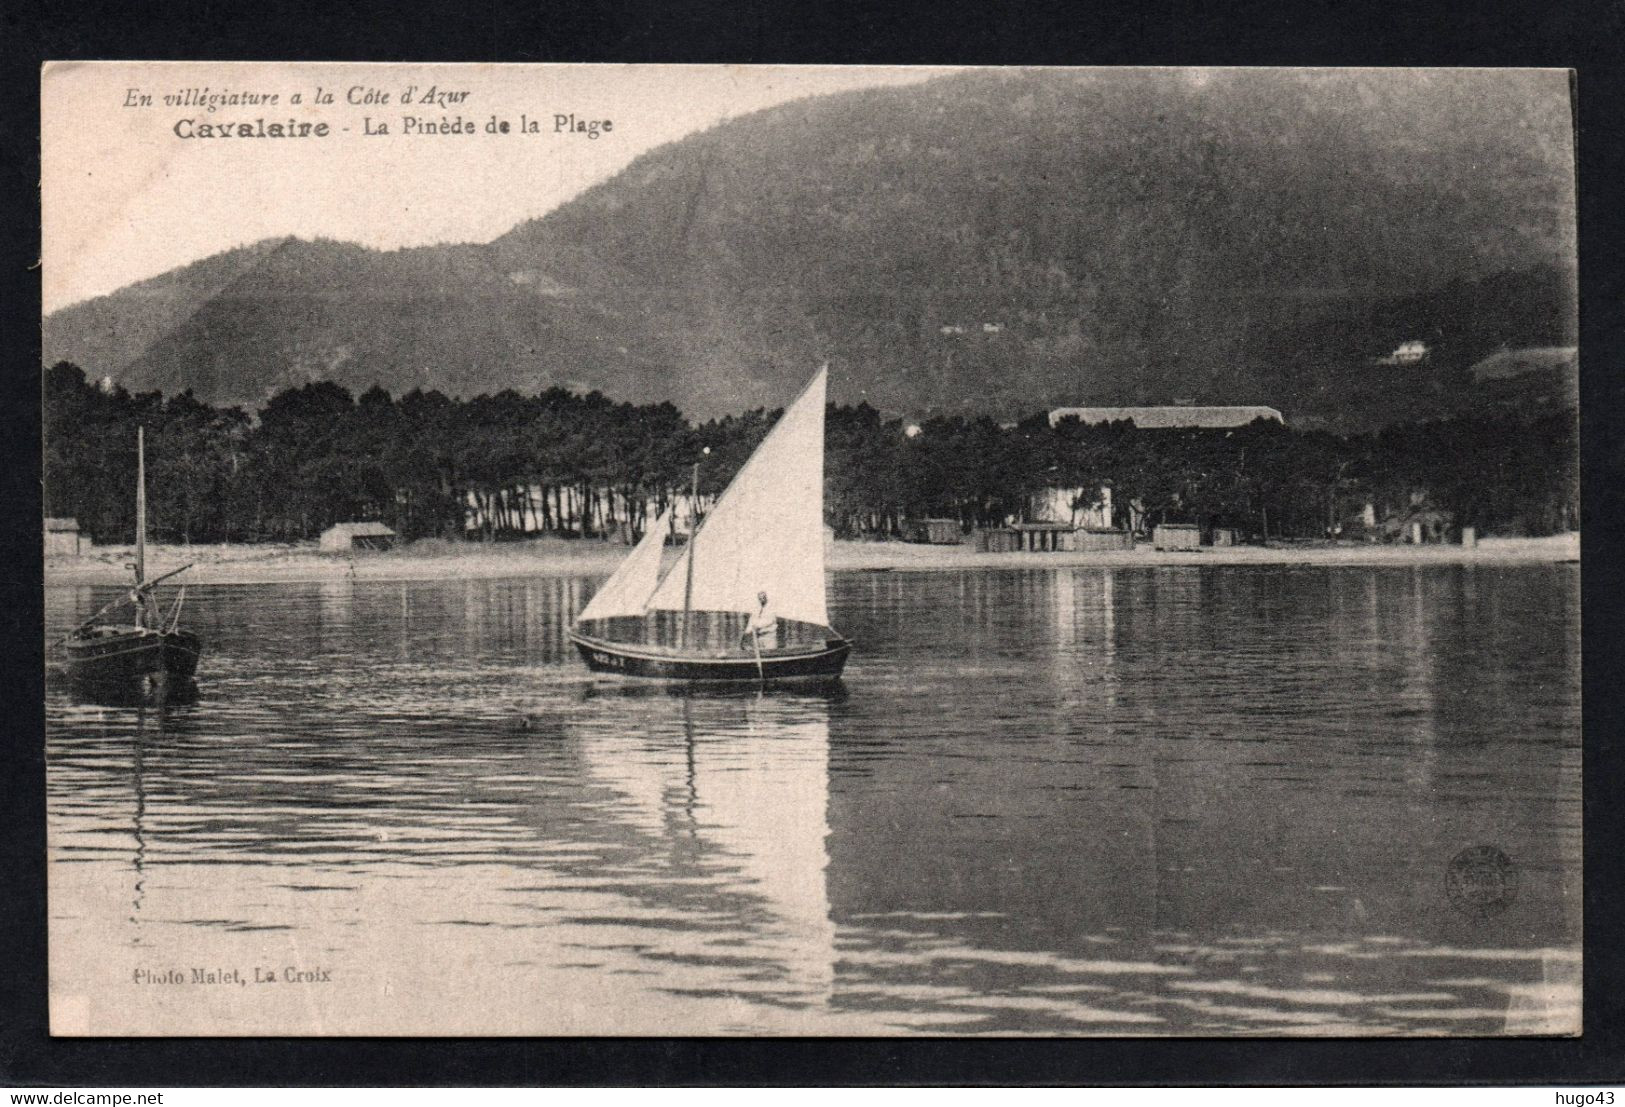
62;427;202;698
569;367;851;681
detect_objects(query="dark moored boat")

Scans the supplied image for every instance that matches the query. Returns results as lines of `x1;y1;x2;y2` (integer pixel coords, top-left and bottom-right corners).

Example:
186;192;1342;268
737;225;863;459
61;427;202;699
64;622;203;694
569;367;850;683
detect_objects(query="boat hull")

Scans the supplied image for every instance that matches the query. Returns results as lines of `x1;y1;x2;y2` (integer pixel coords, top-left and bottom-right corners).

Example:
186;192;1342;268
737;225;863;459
571;630;850;682
63;628;202;697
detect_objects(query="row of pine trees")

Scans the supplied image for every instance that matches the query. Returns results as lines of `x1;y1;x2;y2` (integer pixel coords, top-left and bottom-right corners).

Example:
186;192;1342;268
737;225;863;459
43;362;1577;548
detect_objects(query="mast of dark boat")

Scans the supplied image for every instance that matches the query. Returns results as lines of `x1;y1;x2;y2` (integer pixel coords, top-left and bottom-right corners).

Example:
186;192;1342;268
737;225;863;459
135;426;147;628
59;426;195;646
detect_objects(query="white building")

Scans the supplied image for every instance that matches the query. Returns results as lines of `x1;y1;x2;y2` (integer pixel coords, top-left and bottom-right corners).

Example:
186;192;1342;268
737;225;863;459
1046;405;1285;430
1034;405;1287;532
1028;485;1115;530
1375;340;1429;365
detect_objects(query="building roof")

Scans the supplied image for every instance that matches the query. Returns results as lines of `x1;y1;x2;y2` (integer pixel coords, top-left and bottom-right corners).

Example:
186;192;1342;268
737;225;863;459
44;517;79;532
1048;405;1285;429
322;521;396;537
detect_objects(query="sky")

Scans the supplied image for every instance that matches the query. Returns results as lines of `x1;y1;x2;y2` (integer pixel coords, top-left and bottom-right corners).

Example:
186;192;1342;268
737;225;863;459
41;62;958;313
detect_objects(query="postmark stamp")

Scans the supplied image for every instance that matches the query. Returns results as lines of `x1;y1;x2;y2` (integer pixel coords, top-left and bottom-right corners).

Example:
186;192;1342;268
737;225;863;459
1446;845;1519;918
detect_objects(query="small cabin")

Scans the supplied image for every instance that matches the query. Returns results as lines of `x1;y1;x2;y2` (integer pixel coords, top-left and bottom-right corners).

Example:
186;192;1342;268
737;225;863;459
974;528;1022;553
1152;523;1202;551
1073;529;1134;552
1010;522;1076;552
901;518;963;545
319;521;398;552
45;517;84;557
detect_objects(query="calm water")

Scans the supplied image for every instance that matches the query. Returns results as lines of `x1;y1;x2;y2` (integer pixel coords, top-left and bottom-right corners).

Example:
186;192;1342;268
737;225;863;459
45;564;1581;1036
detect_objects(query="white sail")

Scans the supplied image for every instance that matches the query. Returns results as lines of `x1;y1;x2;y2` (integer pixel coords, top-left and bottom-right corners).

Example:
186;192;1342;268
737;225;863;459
575;508;674;622
646;368;830;629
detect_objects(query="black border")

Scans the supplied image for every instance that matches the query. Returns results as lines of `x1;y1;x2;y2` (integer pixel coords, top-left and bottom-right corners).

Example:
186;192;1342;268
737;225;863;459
3;0;1623;1087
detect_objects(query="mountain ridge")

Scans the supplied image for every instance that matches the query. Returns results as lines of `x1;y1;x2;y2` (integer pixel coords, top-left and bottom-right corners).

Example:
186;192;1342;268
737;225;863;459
44;68;1576;429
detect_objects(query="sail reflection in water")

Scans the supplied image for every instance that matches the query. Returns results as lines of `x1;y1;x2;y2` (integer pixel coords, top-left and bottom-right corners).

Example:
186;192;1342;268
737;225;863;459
571;688;838;1018
46;565;1579;1035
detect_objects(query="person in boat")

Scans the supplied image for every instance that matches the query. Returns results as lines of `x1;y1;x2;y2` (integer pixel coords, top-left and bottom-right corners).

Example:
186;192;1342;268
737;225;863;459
741;591;778;651
130;581;163;627
130;586;159;630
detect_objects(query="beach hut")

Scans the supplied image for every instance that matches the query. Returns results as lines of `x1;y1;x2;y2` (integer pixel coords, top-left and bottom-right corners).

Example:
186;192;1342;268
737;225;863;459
44;517;84;557
319;521;397;552
901;518;963;545
1010;522;1076;552
1073;529;1134;552
1152;523;1202;551
975;528;1021;553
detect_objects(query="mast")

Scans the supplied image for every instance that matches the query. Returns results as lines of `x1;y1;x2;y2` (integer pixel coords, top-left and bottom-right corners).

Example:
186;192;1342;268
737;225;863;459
135;426;147;587
683;458;699;645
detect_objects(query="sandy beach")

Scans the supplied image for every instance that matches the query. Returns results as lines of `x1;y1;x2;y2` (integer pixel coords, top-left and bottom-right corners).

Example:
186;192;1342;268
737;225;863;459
43;532;1580;587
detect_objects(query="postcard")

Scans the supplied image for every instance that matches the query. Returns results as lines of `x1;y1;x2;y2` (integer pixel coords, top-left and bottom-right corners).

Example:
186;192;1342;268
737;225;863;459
42;61;1579;1036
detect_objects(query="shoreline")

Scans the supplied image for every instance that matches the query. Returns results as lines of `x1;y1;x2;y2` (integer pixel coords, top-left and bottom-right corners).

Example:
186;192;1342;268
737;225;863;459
43;533;1580;587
